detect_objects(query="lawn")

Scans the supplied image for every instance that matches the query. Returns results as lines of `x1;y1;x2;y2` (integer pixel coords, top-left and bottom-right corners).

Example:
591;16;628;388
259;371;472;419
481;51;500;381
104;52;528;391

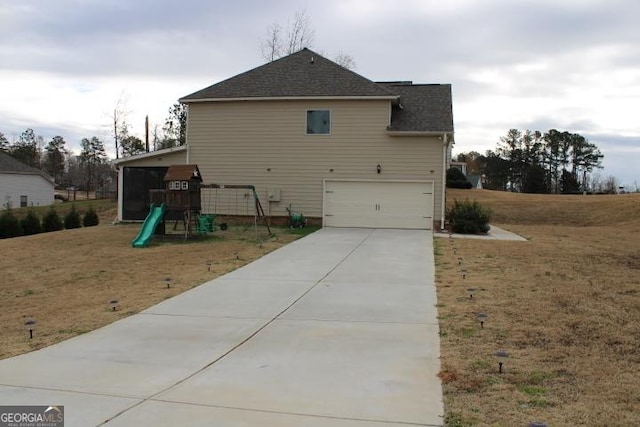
3;192;639;425
437;189;640;426
0;201;315;360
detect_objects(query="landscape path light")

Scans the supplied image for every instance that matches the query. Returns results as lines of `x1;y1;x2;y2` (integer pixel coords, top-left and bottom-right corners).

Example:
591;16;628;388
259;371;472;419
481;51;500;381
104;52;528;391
495;350;509;373
477;312;487;328
165;277;172;289
206;260;213;272
110;299;119;311
467;288;477;300
24;318;36;339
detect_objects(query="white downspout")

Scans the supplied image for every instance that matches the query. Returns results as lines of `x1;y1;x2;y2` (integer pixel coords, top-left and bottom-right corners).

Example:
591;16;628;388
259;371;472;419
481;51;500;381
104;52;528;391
185;104;190;164
441;133;450;230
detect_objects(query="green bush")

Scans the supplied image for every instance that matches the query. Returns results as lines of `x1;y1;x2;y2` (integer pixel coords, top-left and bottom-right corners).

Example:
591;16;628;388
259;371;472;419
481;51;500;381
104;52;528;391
83;206;100;227
446;167;472;189
0;209;23;239
21;209;42;235
446;199;492;234
64;205;82;229
42;207;64;232
448;180;473;189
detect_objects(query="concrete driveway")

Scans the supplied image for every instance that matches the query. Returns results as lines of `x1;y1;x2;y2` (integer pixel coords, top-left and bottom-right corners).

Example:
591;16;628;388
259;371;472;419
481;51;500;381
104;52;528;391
0;228;443;426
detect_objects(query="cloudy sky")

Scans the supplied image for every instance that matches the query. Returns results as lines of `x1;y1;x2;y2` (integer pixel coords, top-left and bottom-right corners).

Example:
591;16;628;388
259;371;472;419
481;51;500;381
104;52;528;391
1;0;638;186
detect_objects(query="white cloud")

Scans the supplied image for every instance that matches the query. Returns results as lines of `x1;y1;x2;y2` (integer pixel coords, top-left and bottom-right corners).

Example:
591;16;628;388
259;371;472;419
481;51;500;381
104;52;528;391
0;0;637;183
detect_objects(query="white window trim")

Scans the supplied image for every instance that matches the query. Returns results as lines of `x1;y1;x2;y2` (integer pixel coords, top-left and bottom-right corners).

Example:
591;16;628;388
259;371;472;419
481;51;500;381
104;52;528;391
305;109;332;136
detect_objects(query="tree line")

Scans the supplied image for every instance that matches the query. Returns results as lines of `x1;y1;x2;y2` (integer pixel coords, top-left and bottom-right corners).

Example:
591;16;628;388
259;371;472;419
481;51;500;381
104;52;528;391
0;129;112;194
456;129;611;194
0;102;187;193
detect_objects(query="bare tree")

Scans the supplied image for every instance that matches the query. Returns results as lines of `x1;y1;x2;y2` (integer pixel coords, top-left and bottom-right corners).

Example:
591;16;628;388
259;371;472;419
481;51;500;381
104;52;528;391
261;23;284;62
110;92;130;160
286;10;314;55
602;175;620;194
260;10;314;62
334;52;357;70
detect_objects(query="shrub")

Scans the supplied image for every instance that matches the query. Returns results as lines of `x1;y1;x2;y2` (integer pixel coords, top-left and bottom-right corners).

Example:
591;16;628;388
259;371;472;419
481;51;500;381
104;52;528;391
446;167;472;189
42;207;64;232
21;209;42;235
64;205;82;229
448;180;473;189
446;199;492;234
83;206;100;227
0;209;23;239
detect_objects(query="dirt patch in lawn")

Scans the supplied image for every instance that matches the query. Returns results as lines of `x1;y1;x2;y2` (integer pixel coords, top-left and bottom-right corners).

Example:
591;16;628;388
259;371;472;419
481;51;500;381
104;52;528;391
436;189;640;426
0;219;313;360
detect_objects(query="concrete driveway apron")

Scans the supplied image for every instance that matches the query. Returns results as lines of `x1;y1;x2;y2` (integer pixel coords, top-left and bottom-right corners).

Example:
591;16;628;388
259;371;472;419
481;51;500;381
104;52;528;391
0;228;443;426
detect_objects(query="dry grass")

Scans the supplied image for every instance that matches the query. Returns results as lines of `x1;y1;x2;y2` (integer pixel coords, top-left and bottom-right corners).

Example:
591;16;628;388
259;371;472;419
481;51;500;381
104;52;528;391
0;203;311;360
437;189;640;426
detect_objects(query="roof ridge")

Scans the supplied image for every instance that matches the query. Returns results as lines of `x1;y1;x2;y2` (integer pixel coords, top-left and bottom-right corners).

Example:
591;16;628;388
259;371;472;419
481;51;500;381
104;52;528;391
181;48;398;101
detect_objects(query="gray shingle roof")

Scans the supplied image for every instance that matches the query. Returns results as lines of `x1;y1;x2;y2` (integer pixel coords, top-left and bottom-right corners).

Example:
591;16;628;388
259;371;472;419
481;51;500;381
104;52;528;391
380;83;454;133
180;48;397;101
180;49;454;134
0;151;43;175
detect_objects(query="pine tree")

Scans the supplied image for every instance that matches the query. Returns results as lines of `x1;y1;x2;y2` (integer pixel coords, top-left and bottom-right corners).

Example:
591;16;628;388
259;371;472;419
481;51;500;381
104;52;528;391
0;208;23;238
21;209;42;235
83;206;100;227
64;205;82;229
42;207;64;232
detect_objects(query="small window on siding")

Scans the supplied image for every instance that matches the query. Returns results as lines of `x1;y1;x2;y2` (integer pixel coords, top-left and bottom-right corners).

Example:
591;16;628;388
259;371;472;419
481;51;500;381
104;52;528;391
306;110;331;135
20;195;27;208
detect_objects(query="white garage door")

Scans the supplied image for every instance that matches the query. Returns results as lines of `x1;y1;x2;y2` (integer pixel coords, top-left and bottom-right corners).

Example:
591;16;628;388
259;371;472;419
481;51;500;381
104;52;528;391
323;180;434;229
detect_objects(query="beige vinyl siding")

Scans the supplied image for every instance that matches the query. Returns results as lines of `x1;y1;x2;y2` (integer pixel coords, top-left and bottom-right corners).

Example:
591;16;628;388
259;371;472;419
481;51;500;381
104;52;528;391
187;99;444;225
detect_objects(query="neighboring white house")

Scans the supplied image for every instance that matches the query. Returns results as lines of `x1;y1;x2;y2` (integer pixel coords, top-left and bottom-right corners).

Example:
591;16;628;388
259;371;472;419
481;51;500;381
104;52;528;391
0;152;54;208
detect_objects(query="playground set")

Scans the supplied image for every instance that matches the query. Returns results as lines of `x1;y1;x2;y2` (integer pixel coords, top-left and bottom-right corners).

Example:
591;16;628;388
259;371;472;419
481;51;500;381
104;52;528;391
131;165;271;248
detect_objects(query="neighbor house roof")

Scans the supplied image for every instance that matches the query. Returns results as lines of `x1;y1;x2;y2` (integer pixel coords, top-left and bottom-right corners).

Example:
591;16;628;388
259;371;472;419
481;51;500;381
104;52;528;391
380;82;454;133
113;145;187;165
180;48;398;101
0;151;54;183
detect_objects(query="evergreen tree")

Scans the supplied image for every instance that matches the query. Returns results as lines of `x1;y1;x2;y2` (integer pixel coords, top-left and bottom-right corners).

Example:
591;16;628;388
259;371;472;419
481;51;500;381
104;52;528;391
560;170;580;194
79;136;107;194
0;208;23;238
0;131;9;151
43;136;67;183
64;205;82;229
42;207;64;232
21;209;42;235
9;128;39;168
83;206;100;227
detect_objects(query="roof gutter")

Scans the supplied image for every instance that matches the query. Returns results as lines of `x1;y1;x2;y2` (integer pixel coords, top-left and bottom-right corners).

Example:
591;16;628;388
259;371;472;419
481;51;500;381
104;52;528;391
113;145;187;165
180;95;399;104
386;130;454;137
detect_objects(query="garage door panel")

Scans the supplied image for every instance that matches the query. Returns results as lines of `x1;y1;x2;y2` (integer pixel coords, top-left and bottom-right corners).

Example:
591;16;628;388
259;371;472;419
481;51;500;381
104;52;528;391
324;180;433;230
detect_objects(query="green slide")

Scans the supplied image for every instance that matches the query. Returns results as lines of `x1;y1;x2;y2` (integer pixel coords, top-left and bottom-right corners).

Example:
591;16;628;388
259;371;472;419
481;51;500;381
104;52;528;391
131;203;166;248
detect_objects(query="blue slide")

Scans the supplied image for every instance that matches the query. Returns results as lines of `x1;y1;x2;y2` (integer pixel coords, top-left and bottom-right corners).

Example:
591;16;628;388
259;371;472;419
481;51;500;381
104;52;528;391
131;203;166;248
